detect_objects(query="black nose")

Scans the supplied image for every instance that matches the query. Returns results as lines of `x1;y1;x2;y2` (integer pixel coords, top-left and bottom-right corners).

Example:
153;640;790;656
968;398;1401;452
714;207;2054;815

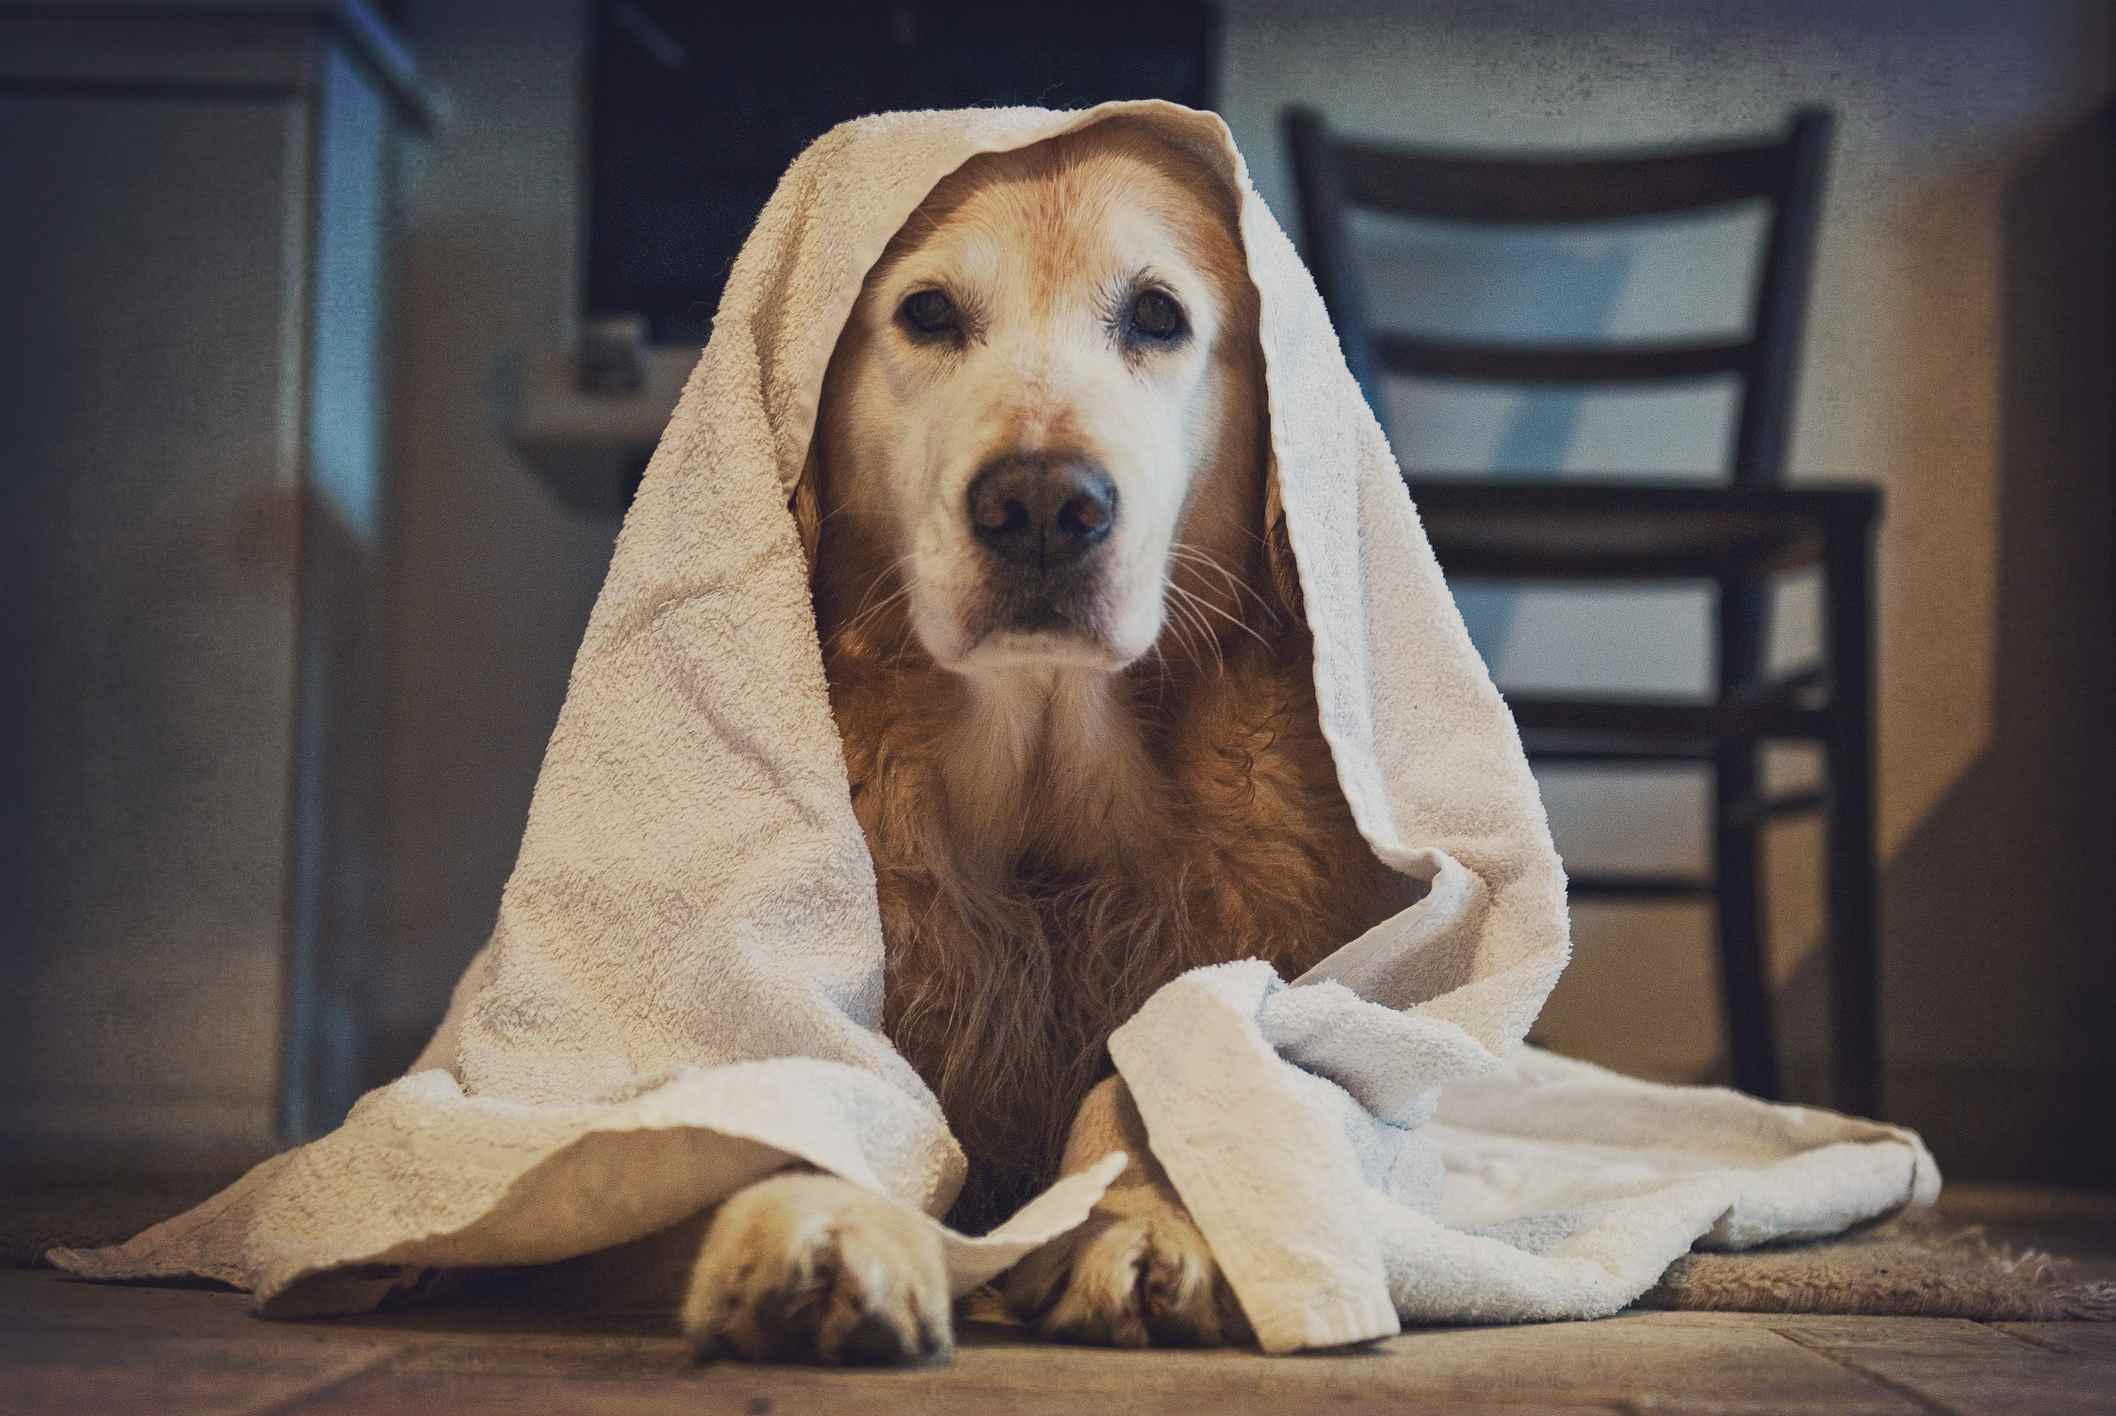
965;453;1118;570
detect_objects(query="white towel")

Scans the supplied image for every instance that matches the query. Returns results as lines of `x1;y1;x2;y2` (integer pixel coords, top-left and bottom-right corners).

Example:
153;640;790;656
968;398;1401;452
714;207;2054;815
51;101;1936;1350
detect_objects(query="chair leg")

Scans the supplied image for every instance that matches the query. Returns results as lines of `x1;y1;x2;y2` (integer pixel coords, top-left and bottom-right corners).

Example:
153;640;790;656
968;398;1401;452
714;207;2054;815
1824;528;1882;1119
1713;746;1780;1100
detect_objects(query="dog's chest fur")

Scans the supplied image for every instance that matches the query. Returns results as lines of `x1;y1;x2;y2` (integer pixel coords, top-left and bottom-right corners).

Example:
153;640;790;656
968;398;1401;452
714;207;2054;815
826;636;1423;1230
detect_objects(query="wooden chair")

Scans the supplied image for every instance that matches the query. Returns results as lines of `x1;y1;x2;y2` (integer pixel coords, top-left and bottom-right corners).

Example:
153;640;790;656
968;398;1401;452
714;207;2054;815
1284;105;1881;1117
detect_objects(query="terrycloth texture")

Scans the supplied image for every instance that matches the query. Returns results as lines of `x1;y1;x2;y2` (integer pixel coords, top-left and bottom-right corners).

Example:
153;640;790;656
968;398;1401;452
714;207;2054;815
50;101;1937;1348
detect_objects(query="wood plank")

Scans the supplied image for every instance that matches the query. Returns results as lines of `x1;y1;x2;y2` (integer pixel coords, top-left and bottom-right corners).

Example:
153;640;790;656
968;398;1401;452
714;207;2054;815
1769;1314;2032;1357
285;1368;1620;1416
0;1331;400;1416
1992;1322;2116;1357
1;1271;268;1341
0;1275;1915;1413
0;1315;1951;1415
1600;1309;1800;1328
26;1271;2116;1415
365;1322;1909;1412
1814;1345;2116;1416
1345;1323;1915;1411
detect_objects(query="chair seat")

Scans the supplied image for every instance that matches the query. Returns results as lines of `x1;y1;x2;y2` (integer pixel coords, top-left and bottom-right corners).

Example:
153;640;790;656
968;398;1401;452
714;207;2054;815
1407;476;1878;580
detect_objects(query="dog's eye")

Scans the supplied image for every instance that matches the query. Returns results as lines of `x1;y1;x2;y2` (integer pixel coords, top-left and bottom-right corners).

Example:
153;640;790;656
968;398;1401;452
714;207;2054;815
898;289;959;338
1128;288;1187;343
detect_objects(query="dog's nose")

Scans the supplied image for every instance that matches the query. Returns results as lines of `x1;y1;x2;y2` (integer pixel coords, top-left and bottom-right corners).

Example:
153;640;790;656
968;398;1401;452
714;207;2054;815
966;453;1118;570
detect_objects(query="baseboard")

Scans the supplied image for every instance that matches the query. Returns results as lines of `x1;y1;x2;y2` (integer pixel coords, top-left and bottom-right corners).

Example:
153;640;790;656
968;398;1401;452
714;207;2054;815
0;1097;280;1184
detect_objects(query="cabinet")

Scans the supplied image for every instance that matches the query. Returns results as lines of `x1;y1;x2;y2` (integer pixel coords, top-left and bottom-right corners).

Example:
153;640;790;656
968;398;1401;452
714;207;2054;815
0;1;430;1168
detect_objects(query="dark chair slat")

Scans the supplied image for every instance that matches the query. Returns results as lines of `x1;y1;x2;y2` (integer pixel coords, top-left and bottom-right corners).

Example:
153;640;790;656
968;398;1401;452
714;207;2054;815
1728;663;1828;707
1402;477;1880;523
1508;695;1832;743
1376;334;1751;384
1764;788;1830;819
1721;787;1830;829
1426;532;1822;583
1337;136;1787;223
1410;480;1867;581
1568;873;1718;898
1528;739;1718;764
1436;549;1817;581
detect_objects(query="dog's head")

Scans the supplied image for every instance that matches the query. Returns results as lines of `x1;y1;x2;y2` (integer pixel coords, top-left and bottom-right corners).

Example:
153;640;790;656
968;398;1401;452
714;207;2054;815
806;118;1271;675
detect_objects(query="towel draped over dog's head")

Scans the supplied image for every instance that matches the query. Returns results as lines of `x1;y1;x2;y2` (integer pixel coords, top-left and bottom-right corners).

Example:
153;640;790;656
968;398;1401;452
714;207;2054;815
50;101;1582;1330
474;99;1571;1113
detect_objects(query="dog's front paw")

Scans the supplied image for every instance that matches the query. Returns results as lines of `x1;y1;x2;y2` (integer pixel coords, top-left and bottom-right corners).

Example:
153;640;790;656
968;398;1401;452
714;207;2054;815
681;1172;951;1366
1004;1189;1250;1348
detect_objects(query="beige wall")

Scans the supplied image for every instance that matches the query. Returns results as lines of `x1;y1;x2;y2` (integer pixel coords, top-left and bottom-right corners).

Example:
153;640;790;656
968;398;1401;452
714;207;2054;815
1219;0;2114;1179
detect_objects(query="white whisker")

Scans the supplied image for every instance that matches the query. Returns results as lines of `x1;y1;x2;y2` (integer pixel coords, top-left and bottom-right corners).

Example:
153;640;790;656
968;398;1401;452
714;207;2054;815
1164;583;1225;675
1168;575;1271;655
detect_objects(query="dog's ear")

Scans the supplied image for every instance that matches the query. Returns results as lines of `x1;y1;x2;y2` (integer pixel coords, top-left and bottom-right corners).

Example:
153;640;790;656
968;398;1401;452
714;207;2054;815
789;445;824;580
1261;458;1304;627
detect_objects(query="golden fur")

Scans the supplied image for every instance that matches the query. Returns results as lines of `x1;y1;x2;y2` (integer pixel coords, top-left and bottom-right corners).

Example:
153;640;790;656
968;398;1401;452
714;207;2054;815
803;121;1420;1229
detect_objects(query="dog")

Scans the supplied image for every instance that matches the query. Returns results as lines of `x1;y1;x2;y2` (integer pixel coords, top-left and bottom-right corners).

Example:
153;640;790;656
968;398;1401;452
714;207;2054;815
677;117;1421;1364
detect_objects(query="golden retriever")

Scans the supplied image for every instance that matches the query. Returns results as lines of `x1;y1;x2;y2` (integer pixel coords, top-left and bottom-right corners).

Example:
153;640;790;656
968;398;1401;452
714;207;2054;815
678;117;1419;1365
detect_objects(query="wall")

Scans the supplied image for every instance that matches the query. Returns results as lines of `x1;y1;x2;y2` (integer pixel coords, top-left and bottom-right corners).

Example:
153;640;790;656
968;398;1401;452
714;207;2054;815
372;0;615;1074
1218;0;2114;1180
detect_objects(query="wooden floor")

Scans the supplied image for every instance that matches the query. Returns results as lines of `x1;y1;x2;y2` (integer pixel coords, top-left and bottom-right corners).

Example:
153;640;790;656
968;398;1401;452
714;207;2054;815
8;1271;2116;1415
4;1190;2113;1415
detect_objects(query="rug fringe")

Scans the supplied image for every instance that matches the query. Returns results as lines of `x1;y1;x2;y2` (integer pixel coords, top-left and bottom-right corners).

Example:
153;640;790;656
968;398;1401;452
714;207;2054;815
2051;1280;2116;1322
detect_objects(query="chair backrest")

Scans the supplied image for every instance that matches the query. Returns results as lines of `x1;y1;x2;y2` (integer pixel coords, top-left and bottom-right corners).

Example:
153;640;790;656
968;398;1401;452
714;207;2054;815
1283;106;1833;485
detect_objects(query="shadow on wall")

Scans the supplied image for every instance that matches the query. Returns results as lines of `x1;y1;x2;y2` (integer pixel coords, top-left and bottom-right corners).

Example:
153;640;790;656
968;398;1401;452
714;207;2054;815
1780;106;2116;1185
